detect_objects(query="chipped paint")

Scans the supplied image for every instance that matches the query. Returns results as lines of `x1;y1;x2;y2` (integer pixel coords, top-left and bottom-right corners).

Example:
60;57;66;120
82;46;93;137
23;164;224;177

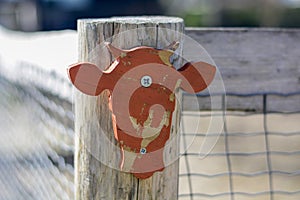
164;111;171;127
140;110;170;148
122;150;137;172
68;43;216;179
169;93;175;102
120;52;127;58
158;50;173;66
141;110;168;138
129;116;140;132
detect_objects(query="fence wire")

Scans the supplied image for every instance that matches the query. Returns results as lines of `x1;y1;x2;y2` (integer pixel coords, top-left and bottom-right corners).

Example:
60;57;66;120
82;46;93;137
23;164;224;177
0;73;74;200
179;93;300;200
0;64;299;200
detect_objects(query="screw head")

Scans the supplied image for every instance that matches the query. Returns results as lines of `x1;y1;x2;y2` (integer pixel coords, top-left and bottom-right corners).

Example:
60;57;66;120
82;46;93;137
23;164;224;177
141;75;152;87
140;148;147;154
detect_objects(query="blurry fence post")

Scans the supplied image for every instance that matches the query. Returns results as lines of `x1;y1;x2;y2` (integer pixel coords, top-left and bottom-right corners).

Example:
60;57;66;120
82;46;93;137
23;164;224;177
75;17;184;199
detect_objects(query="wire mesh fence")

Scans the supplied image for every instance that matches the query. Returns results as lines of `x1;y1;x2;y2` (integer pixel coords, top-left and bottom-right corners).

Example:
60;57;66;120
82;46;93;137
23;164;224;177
179;92;300;200
0;73;74;200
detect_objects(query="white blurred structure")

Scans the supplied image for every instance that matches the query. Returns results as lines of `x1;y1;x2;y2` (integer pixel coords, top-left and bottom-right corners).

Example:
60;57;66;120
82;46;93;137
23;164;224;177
0;25;77;99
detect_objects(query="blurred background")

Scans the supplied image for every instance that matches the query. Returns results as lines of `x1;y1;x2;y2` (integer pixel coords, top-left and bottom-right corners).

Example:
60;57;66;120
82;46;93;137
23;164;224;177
0;1;299;200
0;0;300;32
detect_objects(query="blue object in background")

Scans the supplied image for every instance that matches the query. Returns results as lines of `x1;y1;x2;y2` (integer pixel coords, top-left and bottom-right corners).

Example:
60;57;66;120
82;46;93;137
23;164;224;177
0;0;164;31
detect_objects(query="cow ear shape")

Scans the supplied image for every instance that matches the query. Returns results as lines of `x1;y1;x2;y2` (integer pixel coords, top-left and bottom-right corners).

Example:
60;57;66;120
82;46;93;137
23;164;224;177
178;62;216;93
105;42;126;59
68;62;109;96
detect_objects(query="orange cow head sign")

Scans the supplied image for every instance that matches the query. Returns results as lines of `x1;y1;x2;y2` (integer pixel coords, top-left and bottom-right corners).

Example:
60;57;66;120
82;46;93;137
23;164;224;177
68;42;216;179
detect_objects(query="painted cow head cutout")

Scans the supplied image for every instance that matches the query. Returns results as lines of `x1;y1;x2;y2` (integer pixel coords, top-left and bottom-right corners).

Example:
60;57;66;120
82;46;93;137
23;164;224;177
68;42;216;179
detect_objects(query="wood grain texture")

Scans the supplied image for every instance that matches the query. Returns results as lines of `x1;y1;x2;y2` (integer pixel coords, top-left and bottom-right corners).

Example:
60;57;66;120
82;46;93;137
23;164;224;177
183;28;300;111
75;16;184;200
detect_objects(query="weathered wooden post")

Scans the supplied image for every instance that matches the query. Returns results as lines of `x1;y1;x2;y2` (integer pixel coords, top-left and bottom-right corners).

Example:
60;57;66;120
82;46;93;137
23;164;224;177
74;17;184;199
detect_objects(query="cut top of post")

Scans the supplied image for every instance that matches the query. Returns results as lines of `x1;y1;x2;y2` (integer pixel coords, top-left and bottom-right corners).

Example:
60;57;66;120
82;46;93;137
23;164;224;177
78;16;184;25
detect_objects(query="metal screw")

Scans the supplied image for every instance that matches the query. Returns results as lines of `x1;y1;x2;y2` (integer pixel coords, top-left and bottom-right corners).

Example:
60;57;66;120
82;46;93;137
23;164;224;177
140;148;147;154
141;75;152;87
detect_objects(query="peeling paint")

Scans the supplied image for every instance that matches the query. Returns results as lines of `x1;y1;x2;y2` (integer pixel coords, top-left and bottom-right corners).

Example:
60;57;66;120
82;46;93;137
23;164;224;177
129;116;141;134
164;111;171;127
169;93;175;102
141;110;167;138
140;132;160;149
68;44;216;179
158;50;173;66
120;52;127;58
122;150;137;172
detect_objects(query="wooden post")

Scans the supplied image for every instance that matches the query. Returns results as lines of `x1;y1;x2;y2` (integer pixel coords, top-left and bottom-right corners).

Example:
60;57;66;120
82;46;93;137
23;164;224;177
75;16;184;199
